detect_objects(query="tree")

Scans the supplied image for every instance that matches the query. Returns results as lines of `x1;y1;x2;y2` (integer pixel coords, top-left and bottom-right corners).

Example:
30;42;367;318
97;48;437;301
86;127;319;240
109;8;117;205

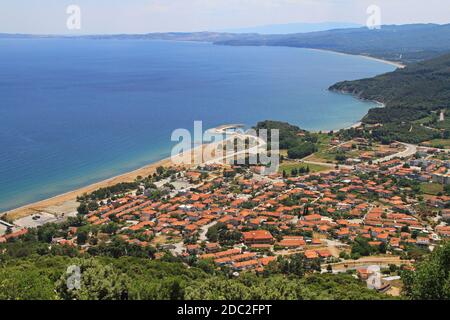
206;222;242;245
206;223;222;242
287;142;317;159
0;268;56;300
402;242;450;300
335;153;347;162
100;222;119;235
37;223;58;243
184;278;250;300
77;203;89;215
87;201;99;211
327;264;333;273
76;230;88;245
56;259;129;300
445;185;450;196
169;279;184;300
351;236;373;257
378;242;387;254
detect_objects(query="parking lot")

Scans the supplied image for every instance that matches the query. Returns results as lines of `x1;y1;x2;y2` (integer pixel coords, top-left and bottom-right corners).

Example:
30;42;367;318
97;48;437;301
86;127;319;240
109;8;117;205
14;212;59;229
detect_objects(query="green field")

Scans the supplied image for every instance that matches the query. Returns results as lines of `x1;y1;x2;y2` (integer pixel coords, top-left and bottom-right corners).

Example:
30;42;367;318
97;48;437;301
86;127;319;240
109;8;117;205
414;111;450;130
315;133;333;152
434;116;450;130
420;182;444;195
422;139;450;149
279;162;329;175
309;148;361;163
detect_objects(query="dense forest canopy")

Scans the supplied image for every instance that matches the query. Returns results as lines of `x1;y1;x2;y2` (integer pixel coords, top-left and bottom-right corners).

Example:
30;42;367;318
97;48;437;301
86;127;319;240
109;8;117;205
330;53;450;124
328;52;450;144
214;24;450;63
0;255;388;300
254;121;318;159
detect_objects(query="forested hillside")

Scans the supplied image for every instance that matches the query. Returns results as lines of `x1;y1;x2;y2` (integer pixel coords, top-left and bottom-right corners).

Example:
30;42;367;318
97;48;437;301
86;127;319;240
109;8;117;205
2;228;448;300
215;24;450;63
3;24;450;64
330;53;450;125
0;235;386;300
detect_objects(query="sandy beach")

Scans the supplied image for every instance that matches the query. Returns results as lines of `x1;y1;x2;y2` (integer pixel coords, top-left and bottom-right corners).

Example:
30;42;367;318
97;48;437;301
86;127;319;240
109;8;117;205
1;47;401;222
2;157;173;221
1;128;242;221
306;48;406;69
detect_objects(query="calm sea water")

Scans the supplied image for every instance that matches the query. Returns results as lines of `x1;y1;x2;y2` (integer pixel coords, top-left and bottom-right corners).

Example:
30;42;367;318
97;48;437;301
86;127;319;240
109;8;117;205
0;39;394;212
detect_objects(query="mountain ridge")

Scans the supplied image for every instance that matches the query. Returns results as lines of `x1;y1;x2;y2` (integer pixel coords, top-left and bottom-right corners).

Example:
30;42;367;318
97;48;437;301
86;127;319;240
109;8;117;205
2;23;450;63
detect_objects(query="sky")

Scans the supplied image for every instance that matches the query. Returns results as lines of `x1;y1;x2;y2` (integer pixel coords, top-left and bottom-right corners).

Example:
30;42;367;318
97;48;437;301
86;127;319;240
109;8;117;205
0;0;449;34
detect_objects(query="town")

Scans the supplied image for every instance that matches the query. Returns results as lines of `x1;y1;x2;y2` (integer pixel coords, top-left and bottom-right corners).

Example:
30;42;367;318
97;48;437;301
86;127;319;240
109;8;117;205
2;126;448;297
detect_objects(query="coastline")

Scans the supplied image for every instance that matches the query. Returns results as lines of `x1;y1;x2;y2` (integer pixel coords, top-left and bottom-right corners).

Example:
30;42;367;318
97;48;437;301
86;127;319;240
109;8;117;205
305;48;406;69
1;48;397;222
1;102;388;221
1;131;238;221
2;156;172;221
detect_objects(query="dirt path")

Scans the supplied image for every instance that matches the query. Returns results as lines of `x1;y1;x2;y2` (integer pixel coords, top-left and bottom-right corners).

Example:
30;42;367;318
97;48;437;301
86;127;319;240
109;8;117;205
327;256;411;271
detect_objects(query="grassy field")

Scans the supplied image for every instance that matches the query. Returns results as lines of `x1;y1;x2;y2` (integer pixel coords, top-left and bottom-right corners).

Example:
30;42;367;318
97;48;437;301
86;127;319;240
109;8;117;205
413;115;434;125
308;148;361;163
315;133;333;152
280;149;288;157
279;161;329;175
421;139;450;149
420;182;444;195
413;111;450;130
151;235;182;245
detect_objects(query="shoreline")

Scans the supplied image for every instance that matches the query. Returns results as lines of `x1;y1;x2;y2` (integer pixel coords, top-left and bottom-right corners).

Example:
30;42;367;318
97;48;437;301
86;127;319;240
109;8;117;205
1;47;398;221
2;156;173;221
1;126;243;221
305;48;406;69
1;104;383;221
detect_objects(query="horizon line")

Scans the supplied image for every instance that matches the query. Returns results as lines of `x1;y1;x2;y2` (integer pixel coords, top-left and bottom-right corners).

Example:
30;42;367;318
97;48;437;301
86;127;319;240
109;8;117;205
1;22;449;37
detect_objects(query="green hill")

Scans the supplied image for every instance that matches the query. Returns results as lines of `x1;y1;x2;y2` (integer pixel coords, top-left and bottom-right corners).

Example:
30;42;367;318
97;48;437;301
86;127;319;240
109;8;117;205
4;23;450;64
329;53;450;124
215;24;450;64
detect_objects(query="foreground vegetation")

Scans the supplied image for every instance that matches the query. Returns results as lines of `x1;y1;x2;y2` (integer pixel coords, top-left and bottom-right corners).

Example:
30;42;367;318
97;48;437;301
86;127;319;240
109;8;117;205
0;237;386;300
0;255;389;300
1;214;449;300
402;242;450;300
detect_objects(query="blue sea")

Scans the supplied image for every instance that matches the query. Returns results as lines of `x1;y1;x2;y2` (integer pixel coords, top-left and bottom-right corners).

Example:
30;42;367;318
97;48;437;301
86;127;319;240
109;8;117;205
0;39;394;212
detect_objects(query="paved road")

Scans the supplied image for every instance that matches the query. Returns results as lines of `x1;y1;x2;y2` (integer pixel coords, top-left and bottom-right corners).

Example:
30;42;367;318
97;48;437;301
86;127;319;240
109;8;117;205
300;142;418;169
199;221;217;241
169;241;185;256
373;143;417;164
169;220;217;256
